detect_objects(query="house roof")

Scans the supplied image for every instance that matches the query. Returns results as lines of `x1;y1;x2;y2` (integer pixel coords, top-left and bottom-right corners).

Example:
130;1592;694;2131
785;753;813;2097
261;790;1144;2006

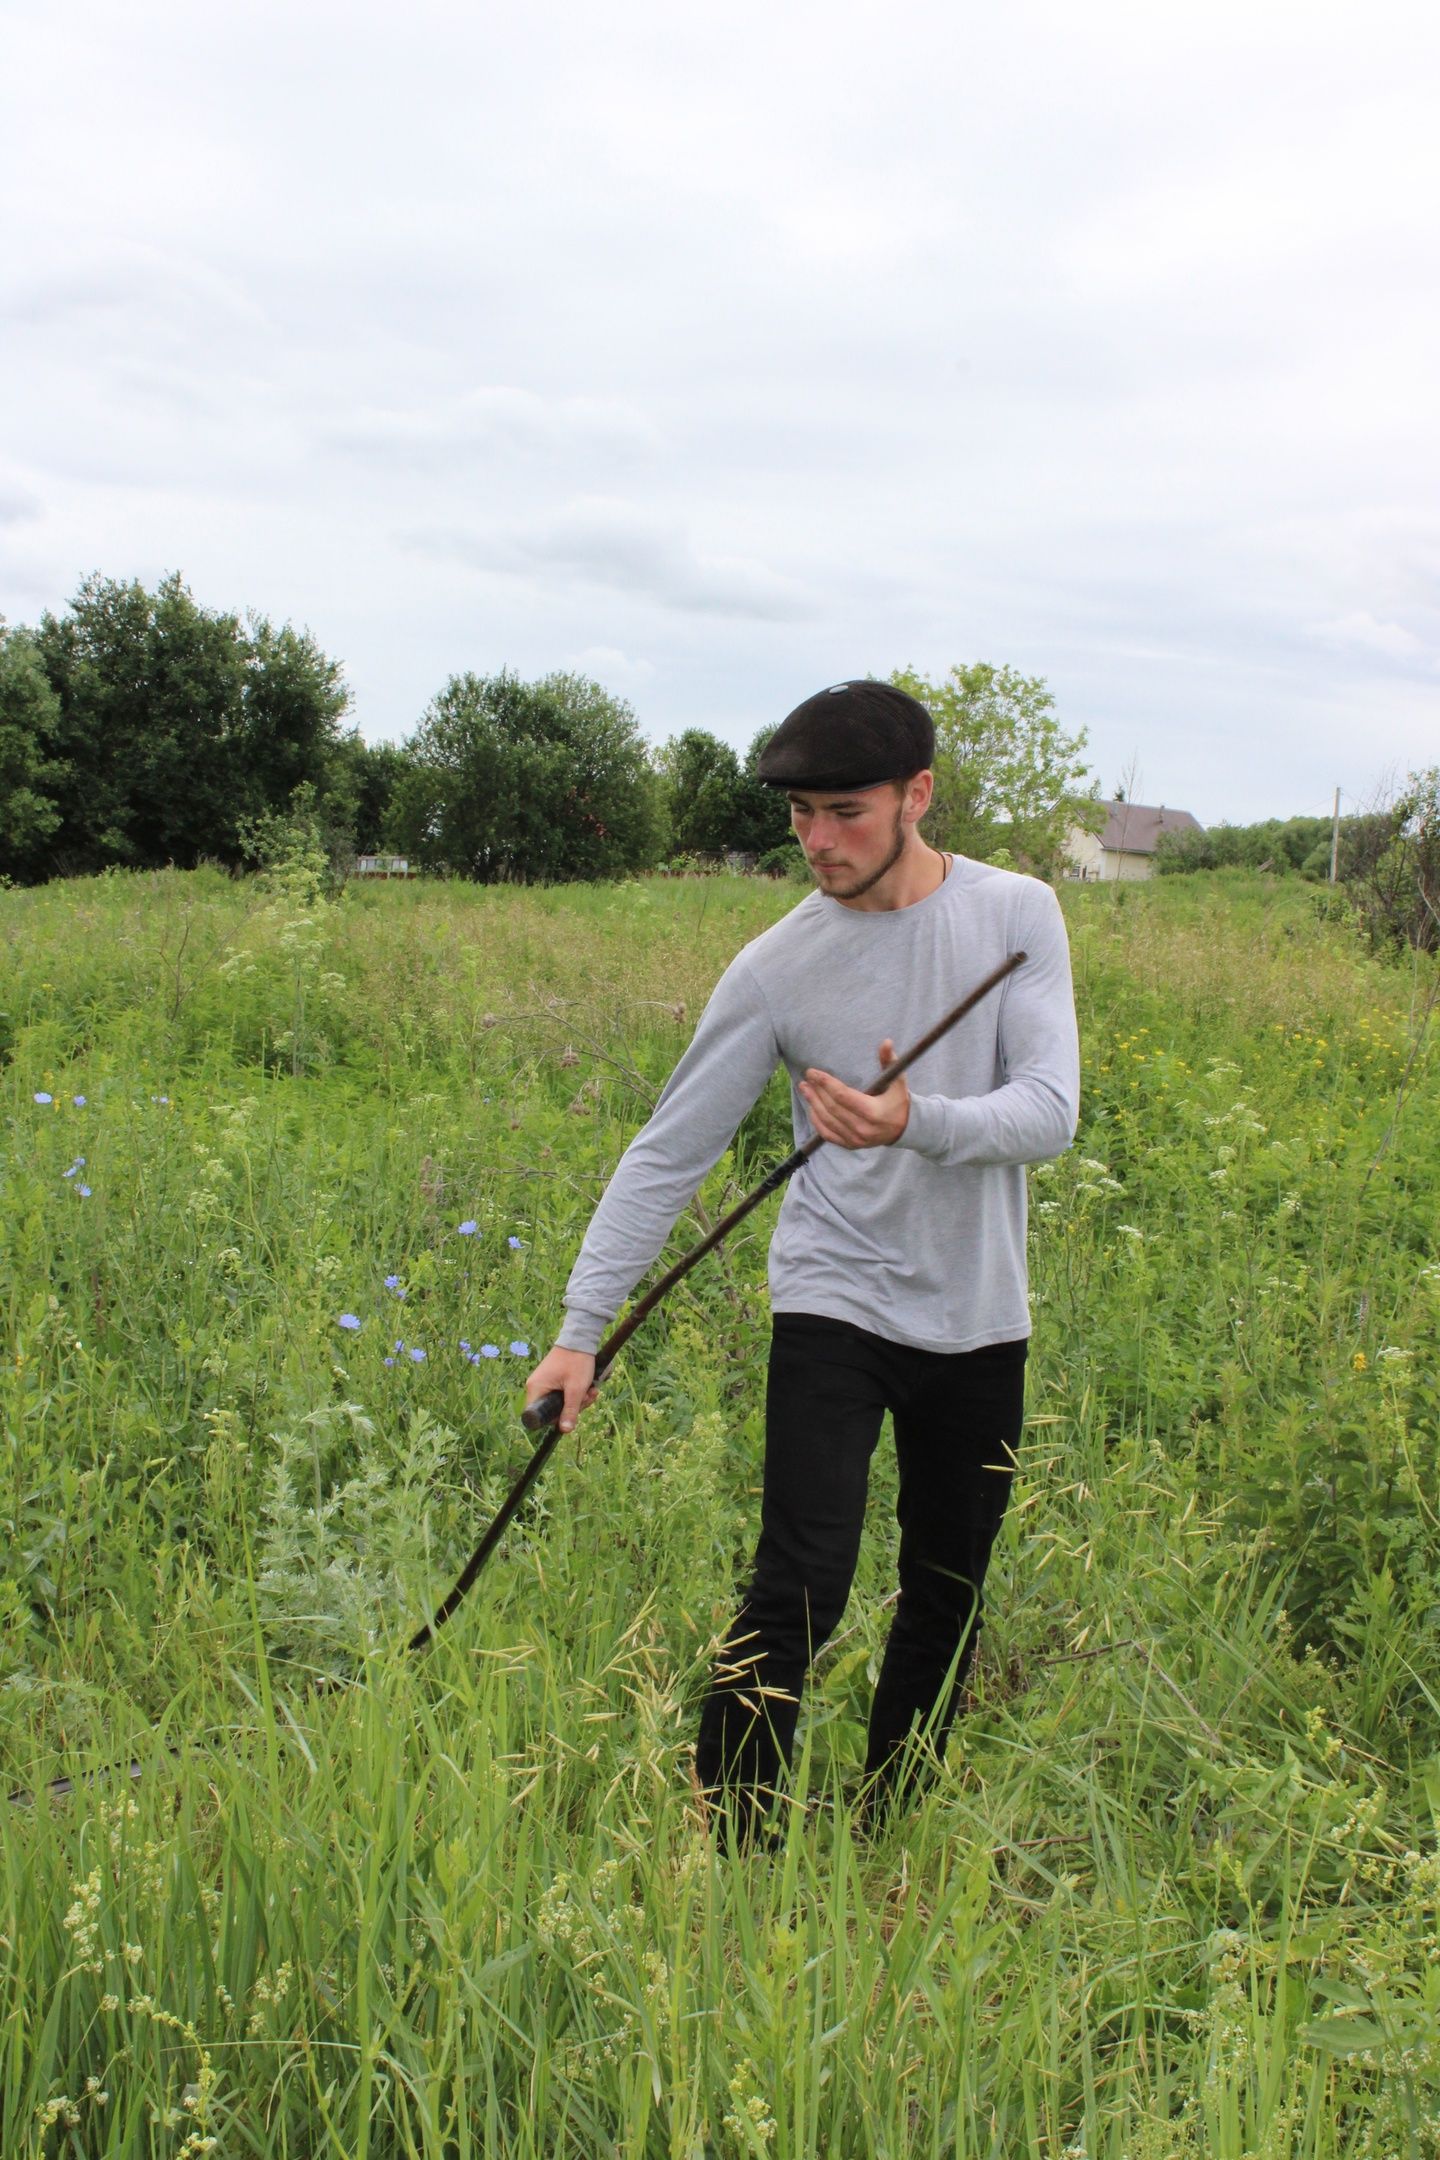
1095;800;1204;856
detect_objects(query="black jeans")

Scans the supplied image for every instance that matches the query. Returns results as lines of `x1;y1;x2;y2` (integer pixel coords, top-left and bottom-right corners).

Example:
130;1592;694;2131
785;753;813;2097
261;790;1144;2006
695;1313;1026;1825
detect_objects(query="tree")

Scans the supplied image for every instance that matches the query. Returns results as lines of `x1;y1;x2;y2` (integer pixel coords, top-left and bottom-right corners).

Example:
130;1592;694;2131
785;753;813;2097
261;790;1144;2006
1154;828;1219;874
654;729;743;856
26;573;350;877
320;732;411;867
1156;815;1338;878
388;670;661;882
0;621;64;880
889;662;1098;877
729;727;796;858
356;740;410;851
1341;769;1440;953
241;613;351;818
652;724;797;860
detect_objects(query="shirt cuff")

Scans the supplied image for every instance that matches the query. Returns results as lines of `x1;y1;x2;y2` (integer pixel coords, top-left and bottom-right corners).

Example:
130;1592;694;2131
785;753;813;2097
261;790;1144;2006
557;1308;610;1356
890;1091;984;1163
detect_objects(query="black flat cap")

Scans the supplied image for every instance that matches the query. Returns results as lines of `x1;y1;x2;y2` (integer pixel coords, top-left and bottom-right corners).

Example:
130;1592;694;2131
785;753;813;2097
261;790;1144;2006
756;680;935;791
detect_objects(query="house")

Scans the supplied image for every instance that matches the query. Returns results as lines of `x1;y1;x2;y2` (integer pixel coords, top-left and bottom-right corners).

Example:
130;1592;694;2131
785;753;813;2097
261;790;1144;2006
352;854;416;879
1066;801;1203;882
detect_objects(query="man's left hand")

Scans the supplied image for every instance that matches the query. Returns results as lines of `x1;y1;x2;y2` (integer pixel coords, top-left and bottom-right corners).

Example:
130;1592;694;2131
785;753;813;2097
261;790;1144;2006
798;1038;909;1149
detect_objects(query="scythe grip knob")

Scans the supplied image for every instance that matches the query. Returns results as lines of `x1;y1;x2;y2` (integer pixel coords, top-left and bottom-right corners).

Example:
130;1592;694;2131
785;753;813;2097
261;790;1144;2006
521;1387;566;1433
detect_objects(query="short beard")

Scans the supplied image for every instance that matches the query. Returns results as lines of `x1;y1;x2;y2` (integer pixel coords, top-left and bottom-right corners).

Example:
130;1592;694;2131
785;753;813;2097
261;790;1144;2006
813;802;907;900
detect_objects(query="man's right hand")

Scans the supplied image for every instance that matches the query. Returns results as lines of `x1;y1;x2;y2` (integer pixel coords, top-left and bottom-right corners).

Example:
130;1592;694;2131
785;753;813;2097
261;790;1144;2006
524;1345;599;1434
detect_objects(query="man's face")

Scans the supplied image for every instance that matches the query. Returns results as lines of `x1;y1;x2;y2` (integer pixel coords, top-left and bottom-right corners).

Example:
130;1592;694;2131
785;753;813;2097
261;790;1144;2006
787;782;909;901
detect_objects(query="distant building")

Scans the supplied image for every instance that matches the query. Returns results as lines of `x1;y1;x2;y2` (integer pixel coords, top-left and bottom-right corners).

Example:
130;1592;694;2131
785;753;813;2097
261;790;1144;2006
352;854;416;879
1066;801;1203;882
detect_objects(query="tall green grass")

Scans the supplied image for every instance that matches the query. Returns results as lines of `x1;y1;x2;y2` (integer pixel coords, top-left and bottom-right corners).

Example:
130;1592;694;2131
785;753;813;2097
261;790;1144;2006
1;865;1437;2156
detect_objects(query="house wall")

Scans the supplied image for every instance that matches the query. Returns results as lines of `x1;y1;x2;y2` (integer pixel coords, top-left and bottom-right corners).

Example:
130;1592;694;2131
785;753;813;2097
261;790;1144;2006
1067;828;1106;879
1064;828;1157;882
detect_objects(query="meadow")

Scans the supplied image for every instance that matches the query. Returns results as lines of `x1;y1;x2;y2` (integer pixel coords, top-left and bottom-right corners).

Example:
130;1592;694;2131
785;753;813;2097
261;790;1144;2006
1;857;1437;2159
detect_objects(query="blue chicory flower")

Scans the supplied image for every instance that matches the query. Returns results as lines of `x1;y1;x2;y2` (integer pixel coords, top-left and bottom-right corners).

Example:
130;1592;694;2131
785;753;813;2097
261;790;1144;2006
509;1340;529;1357
77;1185;92;1198
34;1092;52;1105
508;1236;523;1249
338;1314;361;1331
72;1095;86;1107
457;1220;478;1236
410;1347;426;1363
383;1356;395;1366
480;1344;499;1358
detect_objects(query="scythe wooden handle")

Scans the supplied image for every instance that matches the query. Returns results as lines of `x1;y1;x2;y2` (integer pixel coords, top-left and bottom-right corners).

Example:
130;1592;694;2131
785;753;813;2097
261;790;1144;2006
408;951;1026;1648
516;948;1027;1440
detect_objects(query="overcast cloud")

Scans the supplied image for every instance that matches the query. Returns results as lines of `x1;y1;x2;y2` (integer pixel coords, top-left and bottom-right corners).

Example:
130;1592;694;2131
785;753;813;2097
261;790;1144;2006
3;0;1437;824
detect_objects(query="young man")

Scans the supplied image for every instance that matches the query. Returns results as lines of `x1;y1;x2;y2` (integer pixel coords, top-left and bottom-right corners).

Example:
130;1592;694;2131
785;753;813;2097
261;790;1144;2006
525;680;1080;1832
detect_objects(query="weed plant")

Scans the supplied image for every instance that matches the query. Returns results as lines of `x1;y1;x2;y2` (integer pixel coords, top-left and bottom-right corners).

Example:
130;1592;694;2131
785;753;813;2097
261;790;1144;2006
1;866;1437;2157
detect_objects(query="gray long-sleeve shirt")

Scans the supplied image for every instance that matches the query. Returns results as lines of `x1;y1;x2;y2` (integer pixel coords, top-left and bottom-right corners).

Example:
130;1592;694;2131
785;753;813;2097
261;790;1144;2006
559;856;1079;1357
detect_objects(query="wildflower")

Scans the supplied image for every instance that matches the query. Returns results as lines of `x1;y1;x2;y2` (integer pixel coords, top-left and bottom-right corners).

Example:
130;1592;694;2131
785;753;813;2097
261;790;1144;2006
337;1314;361;1332
1116;1224;1145;1241
723;2061;776;2148
384;1274;404;1294
383;1357;395;1367
409;1347;426;1362
480;1344;499;1358
73;1094;86;1106
457;1220;478;1236
77;1185;92;1198
1352;1351;1368;1373
33;1091;52;1104
460;1339;471;1352
508;1235;523;1249
509;1340;530;1357
1376;1346;1412;1364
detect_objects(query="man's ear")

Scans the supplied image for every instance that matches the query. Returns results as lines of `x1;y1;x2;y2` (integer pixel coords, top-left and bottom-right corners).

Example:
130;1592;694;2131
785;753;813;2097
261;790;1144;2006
903;769;935;826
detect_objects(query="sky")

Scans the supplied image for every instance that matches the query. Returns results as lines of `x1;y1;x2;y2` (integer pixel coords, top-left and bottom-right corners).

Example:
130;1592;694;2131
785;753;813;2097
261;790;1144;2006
3;0;1437;828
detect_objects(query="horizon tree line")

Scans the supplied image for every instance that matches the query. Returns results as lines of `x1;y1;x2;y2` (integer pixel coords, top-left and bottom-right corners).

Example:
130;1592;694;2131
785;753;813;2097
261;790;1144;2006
18;569;1430;944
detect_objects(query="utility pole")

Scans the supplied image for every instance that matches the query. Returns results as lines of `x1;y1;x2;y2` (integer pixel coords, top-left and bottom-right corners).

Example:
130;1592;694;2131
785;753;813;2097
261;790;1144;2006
1329;787;1341;885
